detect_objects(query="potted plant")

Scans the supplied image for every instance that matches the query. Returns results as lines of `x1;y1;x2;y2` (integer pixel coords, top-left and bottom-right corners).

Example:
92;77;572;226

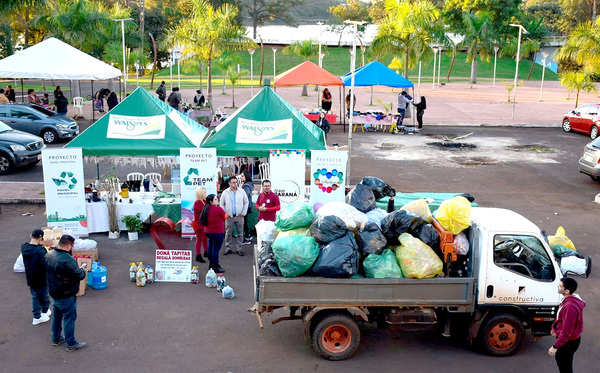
122;213;143;241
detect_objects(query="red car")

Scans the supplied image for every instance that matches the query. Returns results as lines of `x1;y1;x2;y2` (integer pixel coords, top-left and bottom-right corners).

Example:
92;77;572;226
562;104;600;139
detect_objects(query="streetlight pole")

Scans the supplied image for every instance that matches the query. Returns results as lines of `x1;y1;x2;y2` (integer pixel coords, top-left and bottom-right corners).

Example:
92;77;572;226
170;50;173;90
539;51;549;101
510;23;527;120
112;18;132;98
272;48;278;80
437;48;442;85
317;21;324;68
249;48;255;97
493;46;499;88
432;47;438;90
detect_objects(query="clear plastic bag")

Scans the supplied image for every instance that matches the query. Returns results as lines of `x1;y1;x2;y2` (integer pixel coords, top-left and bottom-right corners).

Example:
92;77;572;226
366;208;388;227
548;226;576;251
400;199;433;223
345;184;376;213
395;233;443;279
14;253;25;273
560;255;587;276
316;202;368;230
275;203;315;231
434;196;471;235
272;235;320;277
363;249;404;278
255;220;278;243
453;232;469;256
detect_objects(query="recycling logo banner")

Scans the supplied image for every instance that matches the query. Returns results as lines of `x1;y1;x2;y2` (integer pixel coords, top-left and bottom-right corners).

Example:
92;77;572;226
180;148;217;237
310;150;348;207
42;148;88;236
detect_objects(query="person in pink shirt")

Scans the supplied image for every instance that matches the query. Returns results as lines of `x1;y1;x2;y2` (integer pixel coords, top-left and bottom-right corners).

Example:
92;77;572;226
199;194;228;273
254;179;280;222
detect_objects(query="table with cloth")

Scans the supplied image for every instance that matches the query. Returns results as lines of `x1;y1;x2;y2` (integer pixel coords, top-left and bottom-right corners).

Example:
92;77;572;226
86;192;181;233
303;113;337;124
351;113;400;133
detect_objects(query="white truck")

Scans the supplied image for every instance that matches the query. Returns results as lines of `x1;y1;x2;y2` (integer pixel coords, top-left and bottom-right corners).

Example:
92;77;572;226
249;207;590;360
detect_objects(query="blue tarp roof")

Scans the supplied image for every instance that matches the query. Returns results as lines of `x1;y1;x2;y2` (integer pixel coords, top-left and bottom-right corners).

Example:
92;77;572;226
340;61;414;88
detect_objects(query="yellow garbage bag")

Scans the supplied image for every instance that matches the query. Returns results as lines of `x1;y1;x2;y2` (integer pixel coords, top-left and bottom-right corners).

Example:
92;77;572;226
434;196;471;235
400;199;433;223
395;233;443;279
548;226;576;251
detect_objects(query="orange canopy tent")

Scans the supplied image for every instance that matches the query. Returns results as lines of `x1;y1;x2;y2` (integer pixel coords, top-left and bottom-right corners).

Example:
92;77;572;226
274;60;344;87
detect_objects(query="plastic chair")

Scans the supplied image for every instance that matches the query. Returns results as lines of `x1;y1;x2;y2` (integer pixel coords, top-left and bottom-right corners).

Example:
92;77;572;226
144;172;162;183
126;172;144;181
72;97;84;118
259;163;270;182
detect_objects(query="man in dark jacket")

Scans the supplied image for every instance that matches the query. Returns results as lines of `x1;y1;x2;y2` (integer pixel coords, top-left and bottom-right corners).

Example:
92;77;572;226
54;91;69;116
44;235;87;351
21;229;51;325
549;277;585;373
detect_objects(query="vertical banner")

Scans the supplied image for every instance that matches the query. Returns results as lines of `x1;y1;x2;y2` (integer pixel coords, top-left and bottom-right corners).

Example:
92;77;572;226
154;250;192;282
42;148;88;237
180;148;217;237
310;150;348;207
269;150;306;206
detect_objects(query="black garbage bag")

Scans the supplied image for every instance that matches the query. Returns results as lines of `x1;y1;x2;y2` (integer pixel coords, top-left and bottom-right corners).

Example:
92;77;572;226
345;184;376;213
310;215;348;244
258;241;281;276
380;210;426;245
417;223;441;258
455;193;475;203
355;222;387;255
359;176;396;200
310;232;359;278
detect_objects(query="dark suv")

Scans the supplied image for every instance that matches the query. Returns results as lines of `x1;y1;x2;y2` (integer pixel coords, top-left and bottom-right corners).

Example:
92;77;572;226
0;103;79;144
0;120;45;175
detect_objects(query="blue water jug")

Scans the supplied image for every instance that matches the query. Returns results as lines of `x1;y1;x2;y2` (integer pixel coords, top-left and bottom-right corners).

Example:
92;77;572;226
87;262;99;286
91;262;107;290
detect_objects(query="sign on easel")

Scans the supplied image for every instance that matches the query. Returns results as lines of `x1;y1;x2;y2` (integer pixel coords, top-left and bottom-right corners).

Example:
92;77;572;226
154;250;192;282
42;148;88;237
269;149;306;206
180;148;217;237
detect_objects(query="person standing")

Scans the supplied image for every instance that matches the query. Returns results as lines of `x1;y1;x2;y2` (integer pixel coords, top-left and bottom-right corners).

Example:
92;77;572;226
193;186;208;263
254;179;281;222
53;86;62;101
156;81;167;102
549;277;585;373
321;88;332;112
317;112;331;140
220;177;248;256
44;235;87;352
21;229;51;325
107;92;119;111
200;194;228;273
240;171;254;244
397;91;413;126
167;87;182;111
413;96;426;129
54;92;69;116
94;88;110;112
6;85;16;102
193;89;205;108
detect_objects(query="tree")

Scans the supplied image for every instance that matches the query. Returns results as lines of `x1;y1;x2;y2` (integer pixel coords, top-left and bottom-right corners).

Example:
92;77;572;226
556;20;600;74
225;65;246;107
0;0;48;48
214;53;241;94
557;0;594;34
282;39;318;96
170;0;254;106
499;17;547;81
559;71;597;107
442;0;521;37
460;11;494;85
328;0;372;46
370;0;439;79
247;0;303;39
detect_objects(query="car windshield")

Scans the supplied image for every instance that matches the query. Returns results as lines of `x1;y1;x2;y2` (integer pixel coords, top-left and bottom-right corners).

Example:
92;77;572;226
29;104;54;117
0;120;12;132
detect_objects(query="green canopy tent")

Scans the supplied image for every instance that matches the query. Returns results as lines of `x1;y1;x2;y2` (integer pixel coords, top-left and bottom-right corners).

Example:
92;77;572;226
65;87;207;156
201;86;326;157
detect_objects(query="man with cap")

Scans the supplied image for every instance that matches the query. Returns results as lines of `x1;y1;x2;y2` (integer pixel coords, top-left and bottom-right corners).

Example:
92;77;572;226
21;229;51;325
193;89;205;108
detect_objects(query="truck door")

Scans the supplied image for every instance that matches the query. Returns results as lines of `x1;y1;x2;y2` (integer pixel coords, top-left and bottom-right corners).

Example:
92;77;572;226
482;234;560;307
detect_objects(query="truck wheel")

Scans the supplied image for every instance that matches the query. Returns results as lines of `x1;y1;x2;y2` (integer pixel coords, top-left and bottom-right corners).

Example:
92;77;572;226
478;314;524;357
311;313;360;361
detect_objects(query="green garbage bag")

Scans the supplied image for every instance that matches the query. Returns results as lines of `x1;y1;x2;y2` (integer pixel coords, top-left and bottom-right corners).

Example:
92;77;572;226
275;203;315;231
550;244;575;257
363;249;403;278
272;235;320;277
395;233;443;278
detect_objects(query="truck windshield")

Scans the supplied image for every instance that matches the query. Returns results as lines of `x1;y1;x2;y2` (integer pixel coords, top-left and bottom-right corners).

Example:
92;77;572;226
493;235;555;281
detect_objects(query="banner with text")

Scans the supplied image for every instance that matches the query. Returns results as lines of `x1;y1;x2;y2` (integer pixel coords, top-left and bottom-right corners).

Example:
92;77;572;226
107;114;166;139
269;150;305;206
180;148;217;237
155;250;192;282
236;118;293;144
42;148;88;237
310;150;348;207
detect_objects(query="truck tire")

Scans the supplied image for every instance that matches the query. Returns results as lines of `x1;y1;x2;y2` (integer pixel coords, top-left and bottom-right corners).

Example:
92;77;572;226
478;314;524;357
311;313;360;361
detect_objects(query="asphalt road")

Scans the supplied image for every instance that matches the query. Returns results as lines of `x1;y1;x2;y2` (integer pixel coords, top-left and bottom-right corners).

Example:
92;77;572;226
1;126;598;372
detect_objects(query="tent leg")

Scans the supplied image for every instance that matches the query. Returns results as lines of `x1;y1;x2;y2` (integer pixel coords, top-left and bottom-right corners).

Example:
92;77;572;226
91;80;95;122
20;79;24;103
341;86;345;133
97;162;100;180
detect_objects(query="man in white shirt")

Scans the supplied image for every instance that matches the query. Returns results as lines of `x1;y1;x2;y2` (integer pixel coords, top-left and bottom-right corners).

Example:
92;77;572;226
220;177;249;256
397;91;413;126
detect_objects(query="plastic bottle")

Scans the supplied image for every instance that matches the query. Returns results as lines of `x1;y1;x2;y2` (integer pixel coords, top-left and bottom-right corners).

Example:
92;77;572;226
222;285;235;299
136;266;146;287
191;266;199;284
216;273;226;292
145;265;154;284
91;262;107;290
129;262;137;282
137;261;144;272
205;268;217;288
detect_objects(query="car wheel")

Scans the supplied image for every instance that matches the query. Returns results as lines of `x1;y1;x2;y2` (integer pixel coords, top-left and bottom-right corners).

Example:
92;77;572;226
41;129;58;144
0;152;15;175
591;125;598;140
591;176;600;182
562;118;571;133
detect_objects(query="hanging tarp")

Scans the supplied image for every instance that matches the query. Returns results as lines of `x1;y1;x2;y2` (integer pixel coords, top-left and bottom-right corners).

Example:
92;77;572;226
65;87;207;156
201;86;326;157
274;61;344;87
340;61;414;88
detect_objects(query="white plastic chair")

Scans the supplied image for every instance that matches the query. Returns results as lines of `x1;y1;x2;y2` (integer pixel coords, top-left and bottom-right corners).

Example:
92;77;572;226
126;172;144;181
72;97;84;118
144;172;162;183
259;163;270;182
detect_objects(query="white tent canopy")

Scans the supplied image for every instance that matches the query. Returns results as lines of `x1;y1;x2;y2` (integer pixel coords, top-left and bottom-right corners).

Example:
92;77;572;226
0;38;122;80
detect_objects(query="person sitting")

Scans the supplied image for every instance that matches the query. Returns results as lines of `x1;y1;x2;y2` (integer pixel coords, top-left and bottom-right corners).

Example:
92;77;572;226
27;89;42;105
317;112;330;140
0;89;9;103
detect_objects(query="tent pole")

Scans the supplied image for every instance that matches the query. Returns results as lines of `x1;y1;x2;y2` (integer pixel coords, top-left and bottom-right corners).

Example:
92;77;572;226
20;79;24;103
91;80;95;122
341;86;345;133
370;86;373;106
412;87;416;127
97;162;100;180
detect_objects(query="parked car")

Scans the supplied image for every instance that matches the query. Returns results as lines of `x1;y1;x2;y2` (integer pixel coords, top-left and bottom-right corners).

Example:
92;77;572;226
0;103;79;144
562;104;600;139
0;120;45;175
579;137;600;182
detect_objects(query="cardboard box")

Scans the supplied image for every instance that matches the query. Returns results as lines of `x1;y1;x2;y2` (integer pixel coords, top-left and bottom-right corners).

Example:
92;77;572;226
73;248;98;261
42;226;63;247
76;257;92;297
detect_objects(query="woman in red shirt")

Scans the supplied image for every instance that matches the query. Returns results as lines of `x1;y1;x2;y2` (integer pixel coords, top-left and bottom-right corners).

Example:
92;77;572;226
200;194;228;273
193;187;208;263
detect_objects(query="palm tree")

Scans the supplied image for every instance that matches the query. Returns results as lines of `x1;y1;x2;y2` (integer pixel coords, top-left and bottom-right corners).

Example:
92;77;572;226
556;20;600;75
226;65;247;108
214;53;240;94
500;17;547;81
370;0;439;80
170;0;254;106
0;0;48;48
461;11;495;85
559;71;597;107
282;39;319;96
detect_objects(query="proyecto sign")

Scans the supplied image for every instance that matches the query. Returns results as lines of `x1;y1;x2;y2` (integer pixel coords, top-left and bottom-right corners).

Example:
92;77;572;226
106;114;166;139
